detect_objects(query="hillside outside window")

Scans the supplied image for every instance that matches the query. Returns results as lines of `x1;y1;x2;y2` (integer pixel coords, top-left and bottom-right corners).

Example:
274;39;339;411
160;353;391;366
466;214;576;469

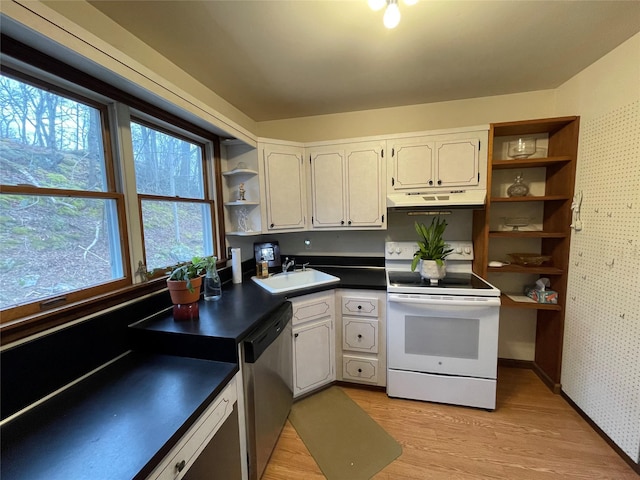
131;120;215;271
0;71;128;321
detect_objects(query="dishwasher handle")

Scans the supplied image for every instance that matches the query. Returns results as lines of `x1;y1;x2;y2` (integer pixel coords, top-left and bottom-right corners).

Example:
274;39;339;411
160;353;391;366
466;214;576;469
244;302;292;363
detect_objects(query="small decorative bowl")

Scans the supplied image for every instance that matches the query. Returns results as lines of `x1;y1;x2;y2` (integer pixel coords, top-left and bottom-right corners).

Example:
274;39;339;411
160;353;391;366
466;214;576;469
507;253;552;266
508;137;536;159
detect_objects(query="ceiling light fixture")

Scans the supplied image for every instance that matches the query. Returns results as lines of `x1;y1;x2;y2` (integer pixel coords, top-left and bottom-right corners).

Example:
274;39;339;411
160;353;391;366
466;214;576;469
369;0;417;29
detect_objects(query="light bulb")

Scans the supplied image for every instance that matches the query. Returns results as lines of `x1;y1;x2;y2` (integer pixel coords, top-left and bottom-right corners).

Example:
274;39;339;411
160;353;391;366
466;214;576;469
368;0;386;11
403;0;418;5
383;2;401;28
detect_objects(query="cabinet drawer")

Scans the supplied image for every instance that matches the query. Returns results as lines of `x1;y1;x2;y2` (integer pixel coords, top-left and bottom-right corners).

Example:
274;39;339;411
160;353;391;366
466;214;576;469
148;377;237;480
342;355;379;384
343;318;378;353
292;293;335;326
342;296;378;317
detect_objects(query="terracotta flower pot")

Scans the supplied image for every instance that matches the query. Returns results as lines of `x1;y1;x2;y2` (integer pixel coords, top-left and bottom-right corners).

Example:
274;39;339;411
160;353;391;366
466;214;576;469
167;276;203;305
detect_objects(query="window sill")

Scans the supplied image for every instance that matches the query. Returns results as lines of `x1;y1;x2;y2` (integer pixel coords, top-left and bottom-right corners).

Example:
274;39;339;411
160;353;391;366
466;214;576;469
1;278;169;346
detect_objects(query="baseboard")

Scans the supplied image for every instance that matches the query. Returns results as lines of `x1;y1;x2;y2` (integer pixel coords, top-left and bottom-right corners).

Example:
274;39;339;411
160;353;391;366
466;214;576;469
561;391;640;475
497;358;534;369
531;362;562;394
336;380;386;393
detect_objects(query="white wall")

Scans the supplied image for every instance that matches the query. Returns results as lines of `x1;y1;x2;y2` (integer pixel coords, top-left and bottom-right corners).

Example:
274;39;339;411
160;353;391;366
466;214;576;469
256;91;555;143
555;32;640;463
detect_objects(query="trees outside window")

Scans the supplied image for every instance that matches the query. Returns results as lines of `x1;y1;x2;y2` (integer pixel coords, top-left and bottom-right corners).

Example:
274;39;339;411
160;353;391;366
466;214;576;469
0;72;126;316
131;120;215;271
0;65;220;328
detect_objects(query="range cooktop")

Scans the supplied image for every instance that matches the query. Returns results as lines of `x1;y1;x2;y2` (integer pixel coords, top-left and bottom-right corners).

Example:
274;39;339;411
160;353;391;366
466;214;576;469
387;271;494;290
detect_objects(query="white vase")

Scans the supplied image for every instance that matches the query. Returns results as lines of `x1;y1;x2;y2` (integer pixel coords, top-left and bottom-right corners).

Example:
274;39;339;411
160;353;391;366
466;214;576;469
420;259;446;282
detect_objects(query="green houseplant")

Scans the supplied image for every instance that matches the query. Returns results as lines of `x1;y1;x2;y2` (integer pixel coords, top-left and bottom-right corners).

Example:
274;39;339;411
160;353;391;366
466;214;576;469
411;218;453;280
166;256;210;305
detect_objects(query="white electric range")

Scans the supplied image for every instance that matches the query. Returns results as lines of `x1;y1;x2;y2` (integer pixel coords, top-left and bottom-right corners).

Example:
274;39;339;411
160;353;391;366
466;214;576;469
385;241;501;410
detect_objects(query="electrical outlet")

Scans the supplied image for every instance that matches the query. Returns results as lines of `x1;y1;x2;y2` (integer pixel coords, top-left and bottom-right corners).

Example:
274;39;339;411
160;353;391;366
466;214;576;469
304;239;312;250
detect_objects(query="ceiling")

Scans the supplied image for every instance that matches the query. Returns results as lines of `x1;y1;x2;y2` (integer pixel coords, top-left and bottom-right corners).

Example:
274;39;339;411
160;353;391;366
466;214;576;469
84;1;640;122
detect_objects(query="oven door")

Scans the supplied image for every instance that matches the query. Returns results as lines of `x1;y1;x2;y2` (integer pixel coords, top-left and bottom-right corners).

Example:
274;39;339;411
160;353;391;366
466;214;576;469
387;293;500;379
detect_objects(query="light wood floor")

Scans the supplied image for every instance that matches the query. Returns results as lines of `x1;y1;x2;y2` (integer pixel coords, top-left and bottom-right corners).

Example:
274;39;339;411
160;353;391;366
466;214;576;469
263;367;637;479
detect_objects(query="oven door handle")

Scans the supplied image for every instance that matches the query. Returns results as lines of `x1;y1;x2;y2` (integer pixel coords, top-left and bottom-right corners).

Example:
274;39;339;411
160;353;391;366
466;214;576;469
387;293;501;307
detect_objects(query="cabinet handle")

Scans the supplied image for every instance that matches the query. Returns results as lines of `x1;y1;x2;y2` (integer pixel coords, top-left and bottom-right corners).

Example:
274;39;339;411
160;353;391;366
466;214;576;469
357;305;362;310
175;460;186;473
294;333;299;338
348;220;352;225
357;368;362;373
270;223;274;228
428;180;433;185
437;179;442;185
341;220;345;225
357;334;363;339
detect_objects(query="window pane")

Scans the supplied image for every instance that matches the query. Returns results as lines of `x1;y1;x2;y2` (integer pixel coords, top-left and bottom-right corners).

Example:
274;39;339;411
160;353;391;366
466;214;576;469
141;200;212;270
0;195;124;310
131;122;204;199
0;73;108;191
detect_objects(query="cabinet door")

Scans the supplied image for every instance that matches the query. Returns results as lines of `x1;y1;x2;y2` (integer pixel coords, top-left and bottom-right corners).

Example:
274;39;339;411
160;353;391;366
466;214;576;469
310;148;346;228
345;142;385;228
435;138;480;187
262;144;306;231
389;137;434;190
293;318;335;397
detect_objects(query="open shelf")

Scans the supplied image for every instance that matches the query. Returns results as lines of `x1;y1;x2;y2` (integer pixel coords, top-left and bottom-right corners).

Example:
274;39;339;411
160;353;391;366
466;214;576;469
225;231;261;236
489;231;567;238
500;294;562;311
491;195;571;202
472;115;579;390
492;156;572;169
224;201;259;207
488;264;563;275
222;168;258;177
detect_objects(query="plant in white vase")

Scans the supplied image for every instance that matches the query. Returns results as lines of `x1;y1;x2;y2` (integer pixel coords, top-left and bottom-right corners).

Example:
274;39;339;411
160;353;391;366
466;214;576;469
410;218;453;281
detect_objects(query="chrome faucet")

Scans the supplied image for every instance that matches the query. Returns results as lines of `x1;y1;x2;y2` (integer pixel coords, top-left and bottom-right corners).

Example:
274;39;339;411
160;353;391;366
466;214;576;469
282;257;295;272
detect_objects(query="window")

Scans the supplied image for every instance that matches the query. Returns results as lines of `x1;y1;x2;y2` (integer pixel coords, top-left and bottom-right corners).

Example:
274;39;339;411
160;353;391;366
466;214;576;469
0;41;224;336
131;119;215;271
0;70;128;320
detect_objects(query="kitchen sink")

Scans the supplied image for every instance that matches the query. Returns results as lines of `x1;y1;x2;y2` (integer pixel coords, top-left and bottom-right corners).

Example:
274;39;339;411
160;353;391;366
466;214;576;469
251;269;340;294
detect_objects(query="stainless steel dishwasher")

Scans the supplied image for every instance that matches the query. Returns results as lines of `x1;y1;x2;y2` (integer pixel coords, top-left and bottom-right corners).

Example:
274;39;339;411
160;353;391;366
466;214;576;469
242;301;293;480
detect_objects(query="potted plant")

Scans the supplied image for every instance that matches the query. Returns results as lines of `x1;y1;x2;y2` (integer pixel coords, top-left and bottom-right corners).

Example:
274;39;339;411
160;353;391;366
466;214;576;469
166;256;209;306
410;218;453;281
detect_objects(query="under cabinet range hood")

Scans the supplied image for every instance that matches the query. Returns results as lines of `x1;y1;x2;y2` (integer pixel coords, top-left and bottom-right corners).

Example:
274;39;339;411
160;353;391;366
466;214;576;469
387;189;486;210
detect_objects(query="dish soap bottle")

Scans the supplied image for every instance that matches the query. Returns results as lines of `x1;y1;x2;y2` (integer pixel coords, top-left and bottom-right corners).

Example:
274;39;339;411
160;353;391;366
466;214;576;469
204;257;222;301
507;173;530;197
257;256;269;279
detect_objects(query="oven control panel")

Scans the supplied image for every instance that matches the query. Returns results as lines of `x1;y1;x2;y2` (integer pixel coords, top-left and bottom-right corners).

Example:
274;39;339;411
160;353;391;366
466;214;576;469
385;241;474;261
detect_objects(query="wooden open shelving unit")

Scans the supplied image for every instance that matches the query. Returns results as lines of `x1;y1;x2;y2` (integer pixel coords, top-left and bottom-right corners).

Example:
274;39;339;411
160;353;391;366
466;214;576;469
473;116;580;392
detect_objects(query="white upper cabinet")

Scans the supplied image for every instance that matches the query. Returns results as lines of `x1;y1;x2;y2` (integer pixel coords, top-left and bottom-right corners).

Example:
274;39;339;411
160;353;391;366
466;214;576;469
388;130;487;193
308;140;386;230
259;141;307;232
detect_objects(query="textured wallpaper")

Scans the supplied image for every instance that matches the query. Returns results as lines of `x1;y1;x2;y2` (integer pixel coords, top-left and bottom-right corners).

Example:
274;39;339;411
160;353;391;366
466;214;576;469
562;100;640;462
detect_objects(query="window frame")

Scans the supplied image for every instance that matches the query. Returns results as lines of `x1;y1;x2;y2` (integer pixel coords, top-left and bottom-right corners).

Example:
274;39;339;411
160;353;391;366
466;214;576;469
130;114;222;273
0;68;132;324
0;36;227;344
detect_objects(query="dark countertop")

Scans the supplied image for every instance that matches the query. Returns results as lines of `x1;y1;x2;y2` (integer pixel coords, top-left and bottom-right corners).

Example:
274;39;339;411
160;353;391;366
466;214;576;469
1;263;386;480
130;265;386;363
1;352;237;480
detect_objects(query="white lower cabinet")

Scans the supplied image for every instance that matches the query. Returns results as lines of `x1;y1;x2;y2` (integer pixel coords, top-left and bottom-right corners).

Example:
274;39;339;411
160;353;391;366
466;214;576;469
147;374;239;480
291;291;336;398
336;290;387;387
